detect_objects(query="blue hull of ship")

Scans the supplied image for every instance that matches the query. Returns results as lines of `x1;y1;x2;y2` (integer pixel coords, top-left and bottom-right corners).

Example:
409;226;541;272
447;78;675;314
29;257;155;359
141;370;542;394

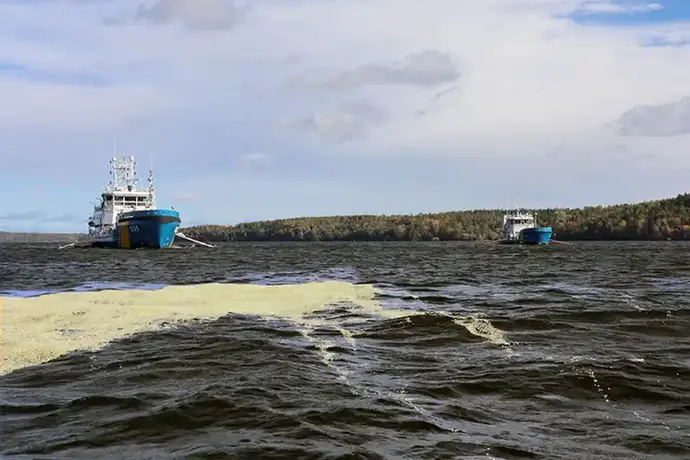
520;227;552;245
93;209;180;249
498;227;553;245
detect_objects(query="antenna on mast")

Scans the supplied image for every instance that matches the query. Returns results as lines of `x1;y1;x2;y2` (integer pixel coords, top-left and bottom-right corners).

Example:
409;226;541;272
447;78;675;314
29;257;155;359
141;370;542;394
147;152;156;208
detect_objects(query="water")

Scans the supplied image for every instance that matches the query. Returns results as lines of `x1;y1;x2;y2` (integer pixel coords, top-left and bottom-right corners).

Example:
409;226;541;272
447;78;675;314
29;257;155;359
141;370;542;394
1;241;688;459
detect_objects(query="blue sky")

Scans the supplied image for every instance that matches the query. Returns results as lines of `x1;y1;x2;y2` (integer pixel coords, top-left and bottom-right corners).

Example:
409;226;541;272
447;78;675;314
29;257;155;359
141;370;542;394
570;0;690;24
1;0;690;232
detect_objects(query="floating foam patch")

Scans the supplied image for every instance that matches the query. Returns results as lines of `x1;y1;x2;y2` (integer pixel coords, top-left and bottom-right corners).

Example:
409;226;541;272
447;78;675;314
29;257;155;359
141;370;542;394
0;281;387;376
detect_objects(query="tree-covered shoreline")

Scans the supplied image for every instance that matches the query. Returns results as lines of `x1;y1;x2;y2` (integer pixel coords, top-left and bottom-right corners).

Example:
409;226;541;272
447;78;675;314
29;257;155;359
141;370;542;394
181;194;690;242
5;194;690;243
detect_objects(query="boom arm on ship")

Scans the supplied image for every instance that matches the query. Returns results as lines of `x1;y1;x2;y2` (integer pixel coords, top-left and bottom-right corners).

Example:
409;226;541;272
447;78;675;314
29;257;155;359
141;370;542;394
58;232;216;249
174;231;216;248
57;237;106;250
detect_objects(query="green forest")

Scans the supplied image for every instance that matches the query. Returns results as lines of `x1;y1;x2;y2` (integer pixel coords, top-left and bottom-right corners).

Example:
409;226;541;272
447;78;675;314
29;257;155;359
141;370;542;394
182;193;690;242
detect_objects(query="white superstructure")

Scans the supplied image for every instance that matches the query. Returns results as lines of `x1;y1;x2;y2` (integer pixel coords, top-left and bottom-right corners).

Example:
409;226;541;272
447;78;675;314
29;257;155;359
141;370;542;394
87;155;155;240
499;210;538;242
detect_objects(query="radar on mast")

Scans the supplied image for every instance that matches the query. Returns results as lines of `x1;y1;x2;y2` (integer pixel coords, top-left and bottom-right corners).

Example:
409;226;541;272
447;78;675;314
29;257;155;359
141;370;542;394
107;155;139;192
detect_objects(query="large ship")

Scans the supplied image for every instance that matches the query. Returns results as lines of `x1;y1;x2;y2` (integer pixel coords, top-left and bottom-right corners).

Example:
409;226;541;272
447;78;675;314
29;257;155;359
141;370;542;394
57;155;212;250
498;210;553;245
85;155;180;249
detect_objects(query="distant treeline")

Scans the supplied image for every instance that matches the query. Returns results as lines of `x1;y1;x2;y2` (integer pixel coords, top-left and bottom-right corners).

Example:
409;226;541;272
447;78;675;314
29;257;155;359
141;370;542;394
182;194;690;242
0;232;83;243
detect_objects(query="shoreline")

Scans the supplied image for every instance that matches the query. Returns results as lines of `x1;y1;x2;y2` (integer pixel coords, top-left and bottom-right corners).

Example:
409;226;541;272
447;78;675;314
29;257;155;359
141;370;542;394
5;193;690;243
1;236;686;244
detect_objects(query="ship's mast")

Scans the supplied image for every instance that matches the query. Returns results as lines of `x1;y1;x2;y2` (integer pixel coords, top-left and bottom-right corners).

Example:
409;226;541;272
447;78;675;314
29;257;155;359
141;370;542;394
107;155;138;192
147;168;156;207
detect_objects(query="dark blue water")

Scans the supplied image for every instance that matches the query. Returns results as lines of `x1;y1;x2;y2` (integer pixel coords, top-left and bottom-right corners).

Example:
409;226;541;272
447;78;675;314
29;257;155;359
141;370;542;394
1;241;688;459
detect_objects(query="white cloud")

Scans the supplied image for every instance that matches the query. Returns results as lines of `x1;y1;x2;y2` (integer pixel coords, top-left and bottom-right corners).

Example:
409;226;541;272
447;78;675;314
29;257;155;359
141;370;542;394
574;1;663;14
134;0;248;30
2;0;689;147
237;152;272;169
279;103;385;143
0;77;167;133
1;0;690;223
615;96;690;137
293;50;461;91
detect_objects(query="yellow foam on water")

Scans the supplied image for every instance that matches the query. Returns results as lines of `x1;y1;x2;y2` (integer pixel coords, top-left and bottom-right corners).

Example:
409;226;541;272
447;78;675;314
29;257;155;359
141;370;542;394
0;281;383;376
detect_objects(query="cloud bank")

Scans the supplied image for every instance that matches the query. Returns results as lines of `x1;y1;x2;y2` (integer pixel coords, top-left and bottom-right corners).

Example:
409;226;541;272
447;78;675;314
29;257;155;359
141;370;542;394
1;0;690;230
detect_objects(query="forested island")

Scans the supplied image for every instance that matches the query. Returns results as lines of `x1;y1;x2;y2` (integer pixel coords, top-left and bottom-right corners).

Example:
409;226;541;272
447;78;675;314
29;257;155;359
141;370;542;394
182;194;690;242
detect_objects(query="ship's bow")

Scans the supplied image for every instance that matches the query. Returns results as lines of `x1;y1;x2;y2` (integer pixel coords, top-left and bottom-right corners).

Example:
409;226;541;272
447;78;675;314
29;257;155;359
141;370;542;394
117;209;181;249
519;227;553;245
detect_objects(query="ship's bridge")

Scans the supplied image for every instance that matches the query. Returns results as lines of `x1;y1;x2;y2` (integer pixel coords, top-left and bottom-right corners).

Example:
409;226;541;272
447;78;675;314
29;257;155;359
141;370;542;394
506;217;534;225
102;190;153;208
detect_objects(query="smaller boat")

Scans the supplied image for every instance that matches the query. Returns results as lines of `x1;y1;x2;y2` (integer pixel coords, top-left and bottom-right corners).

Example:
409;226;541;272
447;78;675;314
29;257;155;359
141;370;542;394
498;210;552;245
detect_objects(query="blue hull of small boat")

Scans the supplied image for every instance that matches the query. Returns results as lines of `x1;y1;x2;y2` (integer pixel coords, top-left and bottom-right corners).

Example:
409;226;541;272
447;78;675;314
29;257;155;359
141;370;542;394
520;227;552;245
498;227;553;245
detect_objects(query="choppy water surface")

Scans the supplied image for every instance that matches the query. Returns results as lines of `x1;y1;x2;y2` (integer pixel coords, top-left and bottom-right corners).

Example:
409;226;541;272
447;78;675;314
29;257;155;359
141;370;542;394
1;241;688;459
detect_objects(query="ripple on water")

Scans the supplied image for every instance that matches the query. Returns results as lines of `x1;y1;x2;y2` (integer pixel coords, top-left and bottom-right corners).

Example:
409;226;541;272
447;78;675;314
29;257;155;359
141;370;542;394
1;241;689;459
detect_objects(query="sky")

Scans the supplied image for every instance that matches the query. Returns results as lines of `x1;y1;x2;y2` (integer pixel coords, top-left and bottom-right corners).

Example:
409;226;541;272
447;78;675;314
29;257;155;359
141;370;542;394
1;0;690;232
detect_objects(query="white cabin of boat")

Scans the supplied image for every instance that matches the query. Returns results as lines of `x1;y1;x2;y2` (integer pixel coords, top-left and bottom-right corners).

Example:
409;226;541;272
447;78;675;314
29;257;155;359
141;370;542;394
87;155;156;239
499;210;538;242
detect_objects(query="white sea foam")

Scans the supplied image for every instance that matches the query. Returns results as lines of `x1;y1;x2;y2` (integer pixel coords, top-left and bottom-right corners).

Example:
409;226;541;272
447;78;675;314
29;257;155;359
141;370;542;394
0;281;386;376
